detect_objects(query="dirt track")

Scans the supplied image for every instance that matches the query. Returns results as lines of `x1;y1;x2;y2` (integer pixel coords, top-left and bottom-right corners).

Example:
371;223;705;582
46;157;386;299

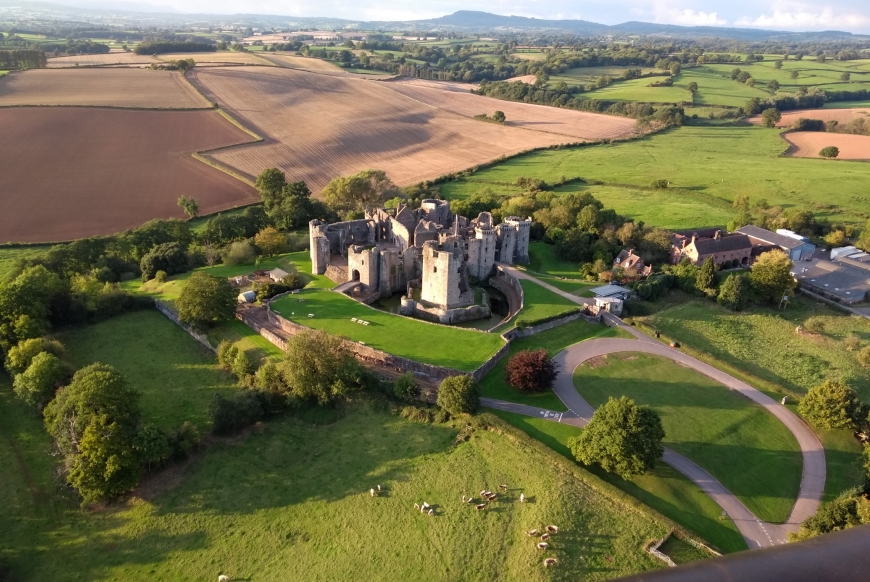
0;68;207;108
783;131;870;160
0;108;257;243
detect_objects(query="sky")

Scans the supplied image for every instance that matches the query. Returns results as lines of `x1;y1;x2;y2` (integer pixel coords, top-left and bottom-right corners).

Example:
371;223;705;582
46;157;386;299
122;0;870;33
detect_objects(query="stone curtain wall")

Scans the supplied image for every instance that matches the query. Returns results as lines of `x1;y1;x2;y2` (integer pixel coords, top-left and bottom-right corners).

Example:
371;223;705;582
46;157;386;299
154;299;216;352
504;310;602;340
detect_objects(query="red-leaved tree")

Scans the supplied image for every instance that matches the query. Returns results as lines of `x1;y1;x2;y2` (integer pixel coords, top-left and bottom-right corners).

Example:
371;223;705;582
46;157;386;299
504;349;558;392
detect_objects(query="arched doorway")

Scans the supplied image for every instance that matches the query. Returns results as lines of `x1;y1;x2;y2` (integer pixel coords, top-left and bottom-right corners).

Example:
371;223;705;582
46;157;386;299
351;269;360;282
741;256;749;266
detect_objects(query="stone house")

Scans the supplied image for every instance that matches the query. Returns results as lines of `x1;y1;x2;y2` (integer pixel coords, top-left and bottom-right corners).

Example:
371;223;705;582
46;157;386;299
613;248;652;277
673;231;753;268
737;226;817;262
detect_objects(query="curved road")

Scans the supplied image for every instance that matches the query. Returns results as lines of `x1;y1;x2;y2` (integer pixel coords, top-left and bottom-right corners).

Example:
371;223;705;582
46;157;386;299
486;265;825;550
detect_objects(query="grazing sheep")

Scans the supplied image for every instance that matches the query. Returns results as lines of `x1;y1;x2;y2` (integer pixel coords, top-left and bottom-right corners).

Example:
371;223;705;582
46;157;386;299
499;484;507;490
537;542;549;550
422;502;430;510
462;495;466;503
546;525;559;534
428;508;434;516
525;529;539;537
476;503;486;510
520;494;525;503
487;494;497;501
218;576;230;582
377;485;381;492
466;497;474;504
414;503;420;510
541;533;550;541
370;488;375;497
544;558;558;567
480;489;487;496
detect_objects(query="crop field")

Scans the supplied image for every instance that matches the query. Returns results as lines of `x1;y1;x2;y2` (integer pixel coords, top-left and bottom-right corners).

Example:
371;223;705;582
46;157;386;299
749;107;870;128
0;69;207;108
45;52;155;67
270;288;505;370
190;67;571;190
0;379;672;581
155;51;273;66
550;66;659;86
439;125;870;227
259;52;350;73
783;131;870;160
575;352;802;524
61;310;238;431
0;108;257;242
383;78;641;141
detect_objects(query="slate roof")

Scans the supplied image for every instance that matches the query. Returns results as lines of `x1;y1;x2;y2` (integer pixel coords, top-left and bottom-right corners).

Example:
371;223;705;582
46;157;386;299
737;225;807;250
795;260;870;302
692;234;753;254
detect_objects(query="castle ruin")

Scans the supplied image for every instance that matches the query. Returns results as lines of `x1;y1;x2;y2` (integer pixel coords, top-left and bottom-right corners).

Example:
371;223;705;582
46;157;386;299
309;199;531;324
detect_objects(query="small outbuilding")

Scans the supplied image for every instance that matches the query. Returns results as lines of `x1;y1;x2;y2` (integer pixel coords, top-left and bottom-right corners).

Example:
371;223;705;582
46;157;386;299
237;290;257;303
269;268;290;282
589;284;631;300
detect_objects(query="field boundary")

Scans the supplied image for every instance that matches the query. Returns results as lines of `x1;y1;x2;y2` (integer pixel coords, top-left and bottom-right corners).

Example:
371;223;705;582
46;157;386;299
154;299;216;352
0;103;212;111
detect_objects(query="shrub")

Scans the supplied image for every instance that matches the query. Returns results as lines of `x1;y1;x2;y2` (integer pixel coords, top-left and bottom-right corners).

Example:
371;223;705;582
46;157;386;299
140;242;188;281
231;349;256;380
504;349;558;392
436;375;479;416
223;241;257;266
12;352;73;410
798;380;865;430
393;372;419;402
651;179;669;189
804;316;826;334
717;274;748;311
792;118;825;131
217;340;238;368
820;146;840;159
209;390;266;435
4;337;65;375
167;421;200;461
154;270;168;283
134;423;172;471
844;333;861;351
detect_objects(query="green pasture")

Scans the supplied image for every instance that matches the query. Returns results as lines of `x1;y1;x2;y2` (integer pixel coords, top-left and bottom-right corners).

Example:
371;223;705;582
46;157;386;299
658;536;711;564
528;242;581;278
580;76;689;104
479;318;629;410
60;310;237;431
510;279;580;325
490;410;746;553
677;68;772;107
644;299;870;400
575;352;802;524
0;245;52;280
439;125;870;227
271;289;505;371
0;378;674;581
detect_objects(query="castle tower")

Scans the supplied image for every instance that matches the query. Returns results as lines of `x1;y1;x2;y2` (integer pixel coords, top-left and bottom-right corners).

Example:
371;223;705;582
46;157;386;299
496;222;517;265
474;223;497;278
420;241;470;309
309;219;330;275
505;217;532;264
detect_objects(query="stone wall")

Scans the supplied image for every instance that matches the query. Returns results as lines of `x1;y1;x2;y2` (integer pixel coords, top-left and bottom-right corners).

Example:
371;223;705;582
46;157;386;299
154;299;216;352
325;264;348;285
503;310;601;340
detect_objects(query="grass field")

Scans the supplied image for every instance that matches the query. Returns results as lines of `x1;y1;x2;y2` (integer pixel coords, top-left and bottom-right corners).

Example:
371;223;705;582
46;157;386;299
574;352;802;524
644;299;870;400
527;242;581;278
513;280;580;324
658;536;711;564
489;411;747;553
479;318;629;410
439;125;870;227
60;310;237;431
271;289;505;371
0;380;673;581
0;245;51;279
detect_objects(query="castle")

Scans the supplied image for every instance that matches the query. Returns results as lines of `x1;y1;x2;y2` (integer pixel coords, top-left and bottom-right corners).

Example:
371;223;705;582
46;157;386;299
309;199;531;324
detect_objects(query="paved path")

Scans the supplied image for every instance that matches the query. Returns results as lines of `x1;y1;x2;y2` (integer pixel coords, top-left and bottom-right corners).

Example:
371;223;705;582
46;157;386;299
486;267;826;550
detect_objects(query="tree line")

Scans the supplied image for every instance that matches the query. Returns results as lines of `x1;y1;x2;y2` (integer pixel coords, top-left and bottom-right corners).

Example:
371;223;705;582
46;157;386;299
0;49;46;69
134;41;216;55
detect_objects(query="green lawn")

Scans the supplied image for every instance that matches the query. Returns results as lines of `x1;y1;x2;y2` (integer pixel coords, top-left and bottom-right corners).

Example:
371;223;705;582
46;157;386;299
527;241;581;278
644;299;870;400
439;125;870;227
0;245;52;280
513;279;580;324
0;379;673;581
575;353;803;524
658;536;711;564
60;310;238;431
271;289;505;371
490;410;746;553
480;318;629;410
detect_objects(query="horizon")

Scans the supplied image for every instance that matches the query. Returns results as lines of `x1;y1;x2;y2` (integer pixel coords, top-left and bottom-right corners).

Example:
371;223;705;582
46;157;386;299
65;1;870;34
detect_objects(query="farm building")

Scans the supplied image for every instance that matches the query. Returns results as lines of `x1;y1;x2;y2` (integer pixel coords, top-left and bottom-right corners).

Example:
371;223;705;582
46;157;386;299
238;290;257;303
672;230;753;268
269;268;289;282
795;248;870;304
737;226;816;262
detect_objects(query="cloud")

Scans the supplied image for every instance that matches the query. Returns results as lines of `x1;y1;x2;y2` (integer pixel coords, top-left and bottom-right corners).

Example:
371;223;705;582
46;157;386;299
735;2;870;30
659;8;727;26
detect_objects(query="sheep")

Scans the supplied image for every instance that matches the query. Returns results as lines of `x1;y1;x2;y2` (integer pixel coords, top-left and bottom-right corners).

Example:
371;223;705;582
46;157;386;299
476;503;486;510
541;533;550;541
537;542;549;550
428;508;434;516
414;503;420;511
462;494;466;503
546;525;559;534
370;488;375;497
486;493;497;501
498;484;507;490
520;494;525;503
480;489;487;496
465;496;474;504
422;502;430;510
218;576;230;582
377;485;381;492
544;558;558;567
525;529;539;537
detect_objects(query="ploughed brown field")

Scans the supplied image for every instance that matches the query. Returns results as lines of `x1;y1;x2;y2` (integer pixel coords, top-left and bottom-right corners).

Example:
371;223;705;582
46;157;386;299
155;52;275;66
783;131;870;160
748;107;870;128
190;67;636;192
0;108;257;243
45;52;156;67
383;78;640;140
256;53;351;74
0;69;207;108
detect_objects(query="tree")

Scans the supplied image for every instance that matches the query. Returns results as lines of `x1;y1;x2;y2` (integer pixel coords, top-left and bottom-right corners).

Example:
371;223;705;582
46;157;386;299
824;229;848;247
761;108;782;128
231;349;256;380
255;167;287;207
280;330;362;405
437;375;479;416
223;241;257;266
750;250;795;304
717;273;748;311
744;76;755;87
0;266;63;351
767;79;780;92
568;396;664;479
177;196;200;218
321;169;399;214
841;72;851;82
504;349;558;392
791;70;800;79
13;352;72;410
695;257;717;291
687;81;698;93
253;227;288;257
774;60;783;69
176;272;237;331
798;380;865;430
393;372;419;402
492;110;506;123
140;242;187;281
134;423;171;471
4;337;65;375
68;414;142;504
819;146;840;159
